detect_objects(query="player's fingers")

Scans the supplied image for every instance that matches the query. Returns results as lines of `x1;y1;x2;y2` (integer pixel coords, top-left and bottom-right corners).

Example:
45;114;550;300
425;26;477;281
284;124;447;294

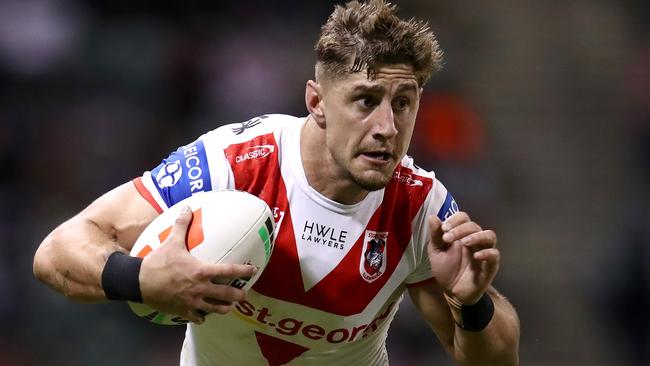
459;230;497;250
201;263;258;282
441;221;482;244
203;284;247;303
204;297;234;306
197;309;210;316
473;248;500;272
198;298;235;315
185;309;205;324
164;206;193;249
441;211;471;232
427;215;446;250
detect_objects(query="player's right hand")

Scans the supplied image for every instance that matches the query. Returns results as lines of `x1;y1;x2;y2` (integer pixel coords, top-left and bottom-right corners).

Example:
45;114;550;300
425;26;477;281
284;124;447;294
138;206;258;324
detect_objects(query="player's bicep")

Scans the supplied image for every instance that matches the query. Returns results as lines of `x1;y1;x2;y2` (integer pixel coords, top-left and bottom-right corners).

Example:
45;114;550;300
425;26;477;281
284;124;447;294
79;181;159;250
407;281;456;354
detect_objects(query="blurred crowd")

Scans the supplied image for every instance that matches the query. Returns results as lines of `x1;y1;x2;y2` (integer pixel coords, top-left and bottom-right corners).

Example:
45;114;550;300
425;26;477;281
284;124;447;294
1;0;649;365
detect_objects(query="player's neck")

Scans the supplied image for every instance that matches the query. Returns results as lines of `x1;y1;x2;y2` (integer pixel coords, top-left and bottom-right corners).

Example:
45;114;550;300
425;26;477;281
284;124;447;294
300;117;369;205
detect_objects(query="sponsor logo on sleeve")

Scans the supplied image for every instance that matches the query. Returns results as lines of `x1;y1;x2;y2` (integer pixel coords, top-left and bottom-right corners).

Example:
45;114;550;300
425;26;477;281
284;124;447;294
437;192;459;221
155;160;182;188
180;141;209;194
235;145;275;163
360;231;388;282
150;139;212;207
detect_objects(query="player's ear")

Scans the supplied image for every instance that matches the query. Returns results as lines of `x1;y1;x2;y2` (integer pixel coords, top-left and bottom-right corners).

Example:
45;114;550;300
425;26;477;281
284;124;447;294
305;80;326;128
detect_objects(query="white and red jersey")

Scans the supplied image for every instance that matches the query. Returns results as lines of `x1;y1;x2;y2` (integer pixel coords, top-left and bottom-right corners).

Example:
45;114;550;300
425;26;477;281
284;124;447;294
134;114;459;366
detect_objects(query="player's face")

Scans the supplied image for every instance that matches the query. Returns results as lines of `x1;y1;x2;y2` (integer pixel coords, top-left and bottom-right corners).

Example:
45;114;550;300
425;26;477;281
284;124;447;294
321;64;421;191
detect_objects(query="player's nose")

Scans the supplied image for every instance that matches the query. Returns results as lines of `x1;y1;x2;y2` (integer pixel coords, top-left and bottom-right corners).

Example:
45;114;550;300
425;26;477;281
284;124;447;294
371;100;397;140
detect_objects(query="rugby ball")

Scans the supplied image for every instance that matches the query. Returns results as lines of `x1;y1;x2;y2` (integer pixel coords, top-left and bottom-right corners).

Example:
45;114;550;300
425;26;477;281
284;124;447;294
128;190;275;325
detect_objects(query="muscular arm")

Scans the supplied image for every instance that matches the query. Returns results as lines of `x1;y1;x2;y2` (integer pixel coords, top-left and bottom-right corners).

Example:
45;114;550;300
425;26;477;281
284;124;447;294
407;211;520;365
34;181;257;323
33;182;159;302
408;284;520;365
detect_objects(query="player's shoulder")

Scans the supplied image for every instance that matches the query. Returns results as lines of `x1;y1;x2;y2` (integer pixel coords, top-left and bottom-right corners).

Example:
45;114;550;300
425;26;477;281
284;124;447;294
396;155;459;220
204;114;302;146
392;154;437;192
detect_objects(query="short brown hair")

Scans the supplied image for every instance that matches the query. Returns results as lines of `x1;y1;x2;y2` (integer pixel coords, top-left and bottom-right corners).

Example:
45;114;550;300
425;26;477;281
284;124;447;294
315;0;443;86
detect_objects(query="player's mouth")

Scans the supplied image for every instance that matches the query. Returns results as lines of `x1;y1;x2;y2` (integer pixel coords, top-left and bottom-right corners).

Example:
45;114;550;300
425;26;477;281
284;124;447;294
359;151;393;165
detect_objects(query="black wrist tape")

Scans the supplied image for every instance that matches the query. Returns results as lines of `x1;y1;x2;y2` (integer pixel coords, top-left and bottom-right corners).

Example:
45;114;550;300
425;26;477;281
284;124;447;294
101;251;143;302
459;293;495;331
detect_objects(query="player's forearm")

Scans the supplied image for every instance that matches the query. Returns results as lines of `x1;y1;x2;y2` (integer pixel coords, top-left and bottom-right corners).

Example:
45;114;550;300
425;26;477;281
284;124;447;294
452;291;520;366
33;217;124;302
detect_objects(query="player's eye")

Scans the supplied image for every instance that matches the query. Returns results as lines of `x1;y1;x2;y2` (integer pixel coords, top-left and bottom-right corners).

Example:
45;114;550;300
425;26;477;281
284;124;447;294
393;97;410;112
355;95;378;109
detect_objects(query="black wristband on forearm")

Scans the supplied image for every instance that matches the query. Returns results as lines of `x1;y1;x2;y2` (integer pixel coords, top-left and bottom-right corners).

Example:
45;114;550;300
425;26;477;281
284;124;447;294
445;292;495;332
101;251;143;302
460;293;495;331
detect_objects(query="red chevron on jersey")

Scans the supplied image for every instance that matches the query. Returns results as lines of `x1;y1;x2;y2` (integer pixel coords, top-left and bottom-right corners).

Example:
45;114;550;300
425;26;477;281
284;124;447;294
225;135;433;316
254;331;309;366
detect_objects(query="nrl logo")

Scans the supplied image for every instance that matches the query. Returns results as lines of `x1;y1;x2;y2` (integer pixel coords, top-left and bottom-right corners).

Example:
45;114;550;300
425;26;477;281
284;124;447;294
360;230;388;282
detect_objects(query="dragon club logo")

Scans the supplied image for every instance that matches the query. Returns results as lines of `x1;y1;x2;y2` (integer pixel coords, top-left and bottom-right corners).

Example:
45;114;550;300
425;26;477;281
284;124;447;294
359;230;388;282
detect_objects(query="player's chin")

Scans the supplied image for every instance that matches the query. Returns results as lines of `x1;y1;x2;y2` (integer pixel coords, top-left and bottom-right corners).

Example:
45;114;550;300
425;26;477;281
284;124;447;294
352;170;393;191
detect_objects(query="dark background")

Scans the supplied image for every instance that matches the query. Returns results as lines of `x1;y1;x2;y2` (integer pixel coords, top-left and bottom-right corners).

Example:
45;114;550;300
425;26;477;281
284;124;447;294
1;0;649;365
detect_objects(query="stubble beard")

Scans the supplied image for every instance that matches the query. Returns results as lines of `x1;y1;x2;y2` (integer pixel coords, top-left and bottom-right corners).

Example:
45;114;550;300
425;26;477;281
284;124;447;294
329;146;396;193
348;165;394;192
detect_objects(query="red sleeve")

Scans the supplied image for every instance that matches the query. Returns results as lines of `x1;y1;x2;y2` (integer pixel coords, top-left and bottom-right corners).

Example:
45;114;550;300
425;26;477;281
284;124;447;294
132;177;163;214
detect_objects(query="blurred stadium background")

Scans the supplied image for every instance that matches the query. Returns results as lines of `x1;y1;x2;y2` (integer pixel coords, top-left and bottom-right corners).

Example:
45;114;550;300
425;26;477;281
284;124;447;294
1;0;649;365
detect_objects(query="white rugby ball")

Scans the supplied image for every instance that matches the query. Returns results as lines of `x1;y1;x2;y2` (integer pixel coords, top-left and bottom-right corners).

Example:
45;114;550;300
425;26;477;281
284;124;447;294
128;190;275;325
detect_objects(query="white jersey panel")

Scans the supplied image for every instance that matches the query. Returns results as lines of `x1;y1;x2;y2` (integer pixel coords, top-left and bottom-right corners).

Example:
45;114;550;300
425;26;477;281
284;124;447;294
279;123;385;291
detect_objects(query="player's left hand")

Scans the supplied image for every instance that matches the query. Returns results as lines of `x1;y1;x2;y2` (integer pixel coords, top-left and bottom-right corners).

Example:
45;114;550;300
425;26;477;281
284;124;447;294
426;212;499;305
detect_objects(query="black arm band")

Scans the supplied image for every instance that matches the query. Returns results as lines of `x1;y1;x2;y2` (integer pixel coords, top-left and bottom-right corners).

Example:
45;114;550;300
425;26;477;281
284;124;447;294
459;293;495;331
101;251;143;302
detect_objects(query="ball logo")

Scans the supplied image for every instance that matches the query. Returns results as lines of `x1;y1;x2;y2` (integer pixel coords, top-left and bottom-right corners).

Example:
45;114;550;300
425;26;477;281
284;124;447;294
271;207;285;240
156;160;182;188
235;145;275;164
135;208;205;259
360;230;388;282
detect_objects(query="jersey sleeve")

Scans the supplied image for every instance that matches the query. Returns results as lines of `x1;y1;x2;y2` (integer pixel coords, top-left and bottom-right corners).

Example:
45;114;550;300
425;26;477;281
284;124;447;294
135;131;233;211
134;114;297;211
404;179;460;286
